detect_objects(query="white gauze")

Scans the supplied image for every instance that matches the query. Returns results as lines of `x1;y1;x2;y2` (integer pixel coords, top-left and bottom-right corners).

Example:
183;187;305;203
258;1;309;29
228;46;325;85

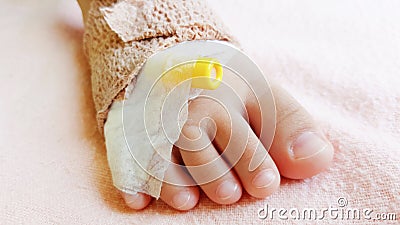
104;56;196;198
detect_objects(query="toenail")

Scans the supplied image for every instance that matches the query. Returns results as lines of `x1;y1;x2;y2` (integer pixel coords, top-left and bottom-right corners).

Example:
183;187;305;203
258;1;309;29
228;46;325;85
124;192;141;205
172;191;191;209
252;169;276;188
216;180;238;200
291;132;330;160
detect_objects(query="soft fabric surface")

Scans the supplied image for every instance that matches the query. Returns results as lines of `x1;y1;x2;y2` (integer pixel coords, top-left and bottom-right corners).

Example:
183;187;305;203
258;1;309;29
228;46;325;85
1;0;398;224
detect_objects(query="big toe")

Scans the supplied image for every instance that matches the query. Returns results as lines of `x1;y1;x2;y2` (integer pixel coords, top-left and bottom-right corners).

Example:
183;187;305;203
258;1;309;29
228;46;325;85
256;83;334;179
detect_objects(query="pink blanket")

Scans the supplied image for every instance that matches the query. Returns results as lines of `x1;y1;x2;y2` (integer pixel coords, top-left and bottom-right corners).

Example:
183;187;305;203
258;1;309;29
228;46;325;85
1;0;398;224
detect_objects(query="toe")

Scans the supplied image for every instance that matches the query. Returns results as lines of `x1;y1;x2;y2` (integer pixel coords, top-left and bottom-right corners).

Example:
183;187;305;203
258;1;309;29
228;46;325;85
178;125;242;205
120;191;152;210
159;148;200;211
254;83;334;179
214;114;280;198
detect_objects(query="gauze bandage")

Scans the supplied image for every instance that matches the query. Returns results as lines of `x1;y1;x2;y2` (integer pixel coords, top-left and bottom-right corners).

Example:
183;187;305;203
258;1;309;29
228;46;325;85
104;42;239;197
83;0;236;198
83;0;235;133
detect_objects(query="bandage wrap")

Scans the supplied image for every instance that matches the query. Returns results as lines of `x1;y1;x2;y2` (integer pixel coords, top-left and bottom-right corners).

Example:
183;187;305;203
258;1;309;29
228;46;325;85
83;0;235;198
83;0;235;133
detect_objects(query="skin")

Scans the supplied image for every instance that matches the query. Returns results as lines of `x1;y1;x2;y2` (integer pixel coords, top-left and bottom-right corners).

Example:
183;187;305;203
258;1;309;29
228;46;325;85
77;0;334;211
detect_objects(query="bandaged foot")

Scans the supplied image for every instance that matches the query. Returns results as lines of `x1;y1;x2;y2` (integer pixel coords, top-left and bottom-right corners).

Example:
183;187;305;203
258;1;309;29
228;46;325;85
78;0;334;210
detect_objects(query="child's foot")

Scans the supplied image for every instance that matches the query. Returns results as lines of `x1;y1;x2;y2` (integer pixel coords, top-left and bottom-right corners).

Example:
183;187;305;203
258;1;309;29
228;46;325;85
77;0;334;211
119;69;334;210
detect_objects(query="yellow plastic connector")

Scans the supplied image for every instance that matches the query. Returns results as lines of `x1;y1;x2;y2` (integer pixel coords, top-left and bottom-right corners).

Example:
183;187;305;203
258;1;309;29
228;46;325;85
162;57;223;90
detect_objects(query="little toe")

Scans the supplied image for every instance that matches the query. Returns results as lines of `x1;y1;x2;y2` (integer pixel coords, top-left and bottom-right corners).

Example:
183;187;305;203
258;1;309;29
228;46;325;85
120;191;152;210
